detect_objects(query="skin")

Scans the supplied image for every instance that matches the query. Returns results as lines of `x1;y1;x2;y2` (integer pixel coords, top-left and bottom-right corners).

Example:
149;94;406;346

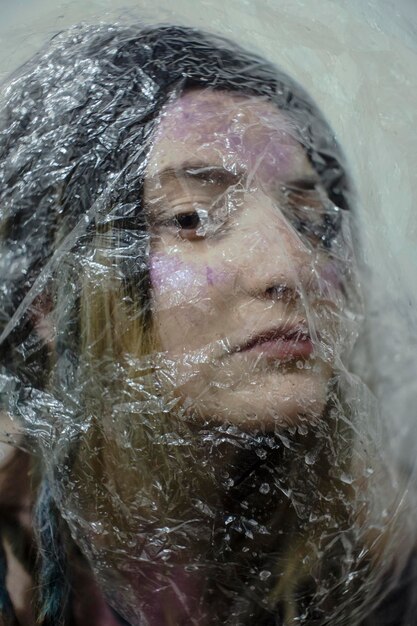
145;89;346;430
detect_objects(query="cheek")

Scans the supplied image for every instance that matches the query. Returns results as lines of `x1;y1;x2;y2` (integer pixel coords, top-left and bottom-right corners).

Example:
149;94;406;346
150;253;231;350
149;253;208;306
310;258;346;302
150;253;231;305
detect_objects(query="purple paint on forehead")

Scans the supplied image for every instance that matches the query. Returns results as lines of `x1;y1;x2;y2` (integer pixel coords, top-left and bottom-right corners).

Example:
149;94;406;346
155;95;222;142
155;91;305;184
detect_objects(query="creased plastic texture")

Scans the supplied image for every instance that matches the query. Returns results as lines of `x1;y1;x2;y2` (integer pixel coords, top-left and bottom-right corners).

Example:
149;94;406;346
0;22;415;626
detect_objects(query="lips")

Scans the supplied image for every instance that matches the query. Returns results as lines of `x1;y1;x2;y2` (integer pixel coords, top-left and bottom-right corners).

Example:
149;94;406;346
234;324;313;361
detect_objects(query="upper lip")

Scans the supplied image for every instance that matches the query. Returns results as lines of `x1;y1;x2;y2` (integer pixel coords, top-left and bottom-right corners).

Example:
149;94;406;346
233;322;311;353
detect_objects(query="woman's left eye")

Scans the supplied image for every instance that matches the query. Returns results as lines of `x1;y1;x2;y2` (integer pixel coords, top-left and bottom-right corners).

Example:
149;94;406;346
279;184;341;249
290;211;341;249
172;210;205;240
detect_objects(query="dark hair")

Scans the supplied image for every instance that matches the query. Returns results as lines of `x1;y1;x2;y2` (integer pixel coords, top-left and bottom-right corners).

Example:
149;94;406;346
0;22;350;353
0;24;354;626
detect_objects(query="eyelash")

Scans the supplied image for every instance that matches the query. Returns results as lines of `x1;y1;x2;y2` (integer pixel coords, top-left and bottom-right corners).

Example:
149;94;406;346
288;210;341;249
279;185;342;249
153;187;241;241
174;211;202;231
164;206;209;241
150;183;341;248
168;202;232;241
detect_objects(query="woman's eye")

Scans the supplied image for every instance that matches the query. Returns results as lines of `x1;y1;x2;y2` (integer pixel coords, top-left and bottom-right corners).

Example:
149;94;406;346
149;181;244;241
277;182;341;250
290;212;340;249
170;208;208;241
168;197;232;241
174;211;201;231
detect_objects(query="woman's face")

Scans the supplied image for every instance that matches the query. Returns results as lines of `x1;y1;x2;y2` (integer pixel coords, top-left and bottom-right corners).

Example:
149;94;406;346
58;89;354;626
145;89;346;430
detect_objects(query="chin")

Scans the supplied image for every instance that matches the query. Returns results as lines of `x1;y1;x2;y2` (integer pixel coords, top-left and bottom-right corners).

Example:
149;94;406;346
181;362;332;432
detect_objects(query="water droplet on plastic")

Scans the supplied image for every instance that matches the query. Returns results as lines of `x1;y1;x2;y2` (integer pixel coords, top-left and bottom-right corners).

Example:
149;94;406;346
185;564;200;572
298;423;308;436
305;451;316;465
341;472;353;484
91;522;104;535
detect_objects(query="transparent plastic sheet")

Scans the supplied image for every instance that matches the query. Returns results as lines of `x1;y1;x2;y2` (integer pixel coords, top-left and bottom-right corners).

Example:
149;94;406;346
0;9;416;626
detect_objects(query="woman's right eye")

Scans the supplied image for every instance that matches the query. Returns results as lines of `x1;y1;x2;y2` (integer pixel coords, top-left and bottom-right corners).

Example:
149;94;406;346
152;188;238;241
149;201;206;240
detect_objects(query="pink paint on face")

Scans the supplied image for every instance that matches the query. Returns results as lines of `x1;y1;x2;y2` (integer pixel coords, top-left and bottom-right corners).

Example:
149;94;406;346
317;260;344;294
149;254;229;304
149;254;203;300
205;265;230;286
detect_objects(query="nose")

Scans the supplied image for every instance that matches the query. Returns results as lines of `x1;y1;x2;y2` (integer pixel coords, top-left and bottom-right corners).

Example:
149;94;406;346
235;191;314;302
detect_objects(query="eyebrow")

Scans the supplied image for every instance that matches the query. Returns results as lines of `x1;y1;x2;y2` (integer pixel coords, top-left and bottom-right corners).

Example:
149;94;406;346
147;163;322;195
149;162;245;186
283;176;321;190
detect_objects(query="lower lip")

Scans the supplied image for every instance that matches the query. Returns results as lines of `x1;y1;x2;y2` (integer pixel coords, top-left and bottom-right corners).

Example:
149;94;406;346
240;338;313;360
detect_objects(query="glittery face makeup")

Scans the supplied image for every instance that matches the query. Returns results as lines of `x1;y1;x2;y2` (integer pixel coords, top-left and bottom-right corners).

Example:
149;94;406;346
149;254;202;299
149;253;229;306
145;89;348;429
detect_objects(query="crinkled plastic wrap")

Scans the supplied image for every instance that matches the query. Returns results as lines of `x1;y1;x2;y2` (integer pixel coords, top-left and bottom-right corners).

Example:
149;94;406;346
0;21;416;626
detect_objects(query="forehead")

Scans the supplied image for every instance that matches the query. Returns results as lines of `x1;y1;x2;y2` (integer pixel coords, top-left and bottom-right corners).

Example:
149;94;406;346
146;89;315;183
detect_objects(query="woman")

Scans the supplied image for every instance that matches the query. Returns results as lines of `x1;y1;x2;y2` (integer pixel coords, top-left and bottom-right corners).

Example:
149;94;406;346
0;23;415;626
